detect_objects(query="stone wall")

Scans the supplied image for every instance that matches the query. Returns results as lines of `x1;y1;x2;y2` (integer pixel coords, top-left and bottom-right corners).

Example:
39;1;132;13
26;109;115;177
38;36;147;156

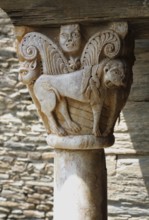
0;9;53;220
106;38;149;220
0;8;149;220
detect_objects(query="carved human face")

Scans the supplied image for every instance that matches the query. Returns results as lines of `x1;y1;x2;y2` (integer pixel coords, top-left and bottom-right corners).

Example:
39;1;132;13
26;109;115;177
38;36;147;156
59;24;81;54
103;59;126;88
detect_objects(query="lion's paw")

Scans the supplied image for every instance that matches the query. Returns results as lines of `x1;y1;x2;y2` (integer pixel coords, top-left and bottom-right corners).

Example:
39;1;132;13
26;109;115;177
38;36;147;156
92;128;101;137
51;126;67;136
68;121;81;133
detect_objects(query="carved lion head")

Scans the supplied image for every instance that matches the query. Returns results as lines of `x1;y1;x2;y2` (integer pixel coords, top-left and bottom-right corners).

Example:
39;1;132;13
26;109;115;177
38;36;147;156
103;59;126;88
19;59;41;85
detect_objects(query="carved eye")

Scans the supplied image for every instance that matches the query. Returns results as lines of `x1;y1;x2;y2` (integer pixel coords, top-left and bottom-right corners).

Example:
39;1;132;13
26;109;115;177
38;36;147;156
21;70;28;75
115;70;119;74
105;68;109;72
72;32;80;38
60;33;67;39
31;65;35;69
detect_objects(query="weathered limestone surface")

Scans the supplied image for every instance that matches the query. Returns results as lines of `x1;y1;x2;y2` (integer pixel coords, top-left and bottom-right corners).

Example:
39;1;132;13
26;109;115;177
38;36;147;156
0;8;149;220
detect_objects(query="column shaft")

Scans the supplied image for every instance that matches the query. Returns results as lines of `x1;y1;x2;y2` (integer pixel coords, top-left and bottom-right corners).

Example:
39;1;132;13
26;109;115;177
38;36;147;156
54;149;107;220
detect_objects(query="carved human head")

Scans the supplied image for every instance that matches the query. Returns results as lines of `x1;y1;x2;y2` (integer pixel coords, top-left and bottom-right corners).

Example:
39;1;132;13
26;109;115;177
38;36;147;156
103;59;126;88
59;24;81;55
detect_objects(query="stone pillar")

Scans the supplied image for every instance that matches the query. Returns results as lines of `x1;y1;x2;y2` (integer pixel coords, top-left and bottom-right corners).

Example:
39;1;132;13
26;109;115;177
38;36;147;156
47;135;114;220
16;22;134;220
54;149;106;220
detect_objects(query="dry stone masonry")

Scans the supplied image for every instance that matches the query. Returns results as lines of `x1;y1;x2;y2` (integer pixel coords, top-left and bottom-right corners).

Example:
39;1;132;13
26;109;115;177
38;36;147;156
0;9;53;220
0;8;149;220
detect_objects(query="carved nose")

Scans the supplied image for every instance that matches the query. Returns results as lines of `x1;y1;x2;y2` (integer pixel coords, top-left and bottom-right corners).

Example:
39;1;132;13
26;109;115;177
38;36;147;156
67;34;72;42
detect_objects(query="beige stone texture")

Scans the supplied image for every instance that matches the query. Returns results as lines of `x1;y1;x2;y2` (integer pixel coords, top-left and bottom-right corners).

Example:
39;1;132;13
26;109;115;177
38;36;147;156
0;7;149;220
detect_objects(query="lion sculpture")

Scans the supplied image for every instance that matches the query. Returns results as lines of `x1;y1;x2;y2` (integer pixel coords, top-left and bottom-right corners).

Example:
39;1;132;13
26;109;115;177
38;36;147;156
19;58;126;136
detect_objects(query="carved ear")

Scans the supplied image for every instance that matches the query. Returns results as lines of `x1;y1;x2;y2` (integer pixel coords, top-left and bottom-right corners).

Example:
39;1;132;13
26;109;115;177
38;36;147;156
29;59;37;70
74;24;80;32
110;22;128;39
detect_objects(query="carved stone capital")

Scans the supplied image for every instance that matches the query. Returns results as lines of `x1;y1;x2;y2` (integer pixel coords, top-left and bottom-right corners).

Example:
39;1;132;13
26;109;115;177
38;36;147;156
17;22;135;149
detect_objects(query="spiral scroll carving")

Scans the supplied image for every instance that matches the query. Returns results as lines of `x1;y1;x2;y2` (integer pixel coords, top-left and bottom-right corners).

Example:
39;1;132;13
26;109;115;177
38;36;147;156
19;32;71;75
81;30;121;67
20;35;39;60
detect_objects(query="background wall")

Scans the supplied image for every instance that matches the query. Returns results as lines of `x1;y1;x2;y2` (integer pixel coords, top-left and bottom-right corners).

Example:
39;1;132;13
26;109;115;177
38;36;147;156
0;8;149;220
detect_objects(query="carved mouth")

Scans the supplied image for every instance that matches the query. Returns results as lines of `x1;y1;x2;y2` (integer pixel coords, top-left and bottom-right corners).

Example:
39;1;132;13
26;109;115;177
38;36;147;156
105;80;114;88
66;43;74;48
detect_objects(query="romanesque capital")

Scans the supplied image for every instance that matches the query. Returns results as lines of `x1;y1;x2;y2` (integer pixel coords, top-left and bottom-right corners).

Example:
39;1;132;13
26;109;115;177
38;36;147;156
17;22;135;149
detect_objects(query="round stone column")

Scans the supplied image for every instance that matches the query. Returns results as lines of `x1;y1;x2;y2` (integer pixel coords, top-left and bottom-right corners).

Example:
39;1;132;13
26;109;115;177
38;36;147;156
47;134;114;220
